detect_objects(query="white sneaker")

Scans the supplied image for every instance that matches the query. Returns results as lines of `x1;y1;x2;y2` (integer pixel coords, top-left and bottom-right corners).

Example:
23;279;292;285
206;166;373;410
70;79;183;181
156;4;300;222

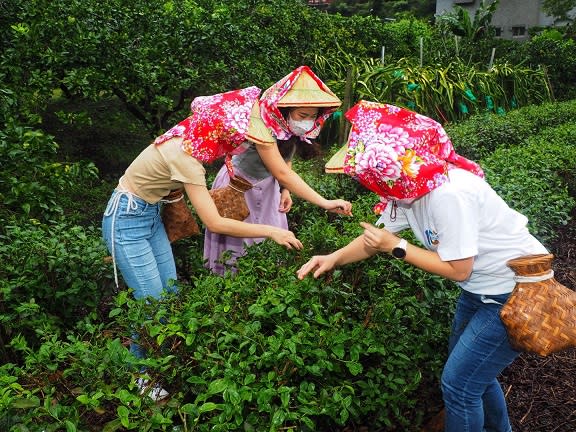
136;378;169;402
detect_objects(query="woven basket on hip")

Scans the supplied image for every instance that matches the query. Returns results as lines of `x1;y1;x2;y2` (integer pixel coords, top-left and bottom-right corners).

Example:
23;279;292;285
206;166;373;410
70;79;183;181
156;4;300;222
500;253;576;356
161;189;200;243
209;175;253;221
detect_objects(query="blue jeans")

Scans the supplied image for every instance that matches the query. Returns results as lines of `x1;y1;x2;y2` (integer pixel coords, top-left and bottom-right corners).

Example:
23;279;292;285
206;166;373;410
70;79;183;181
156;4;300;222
442;290;519;432
102;191;177;358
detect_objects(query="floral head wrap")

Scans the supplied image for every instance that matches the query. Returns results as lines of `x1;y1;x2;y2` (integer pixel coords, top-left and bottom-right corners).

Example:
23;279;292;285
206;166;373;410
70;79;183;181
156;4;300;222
154;86;261;163
342;101;484;214
258;65;341;143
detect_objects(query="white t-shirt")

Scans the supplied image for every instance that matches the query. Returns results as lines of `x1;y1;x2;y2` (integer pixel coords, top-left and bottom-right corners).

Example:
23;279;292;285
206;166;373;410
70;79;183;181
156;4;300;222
377;168;548;295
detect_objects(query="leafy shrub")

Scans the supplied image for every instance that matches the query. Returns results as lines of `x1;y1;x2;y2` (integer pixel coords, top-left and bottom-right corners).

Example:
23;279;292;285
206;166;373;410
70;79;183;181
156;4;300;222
520;36;576;101
0;122;98;224
0;328;139;432
2;99;575;431
1;231;454;431
59;178;115;227
481;128;576;245
446;99;576;160
310;15;434;67
0;222;115;361
0;87;18;125
445;112;534;160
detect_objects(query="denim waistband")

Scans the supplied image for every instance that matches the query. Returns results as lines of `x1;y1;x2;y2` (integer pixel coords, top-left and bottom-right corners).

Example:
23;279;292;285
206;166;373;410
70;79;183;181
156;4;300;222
461;289;511;306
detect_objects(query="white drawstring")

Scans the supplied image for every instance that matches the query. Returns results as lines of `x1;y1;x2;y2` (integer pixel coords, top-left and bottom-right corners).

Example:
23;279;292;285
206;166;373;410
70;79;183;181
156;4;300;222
104;190;139;288
513;270;554;283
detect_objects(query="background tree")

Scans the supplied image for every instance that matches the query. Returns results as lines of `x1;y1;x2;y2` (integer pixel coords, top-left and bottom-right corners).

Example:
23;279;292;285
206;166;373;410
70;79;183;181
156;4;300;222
3;0;326;134
381;0;436;19
542;0;576;22
326;0;435;19
327;0;373;16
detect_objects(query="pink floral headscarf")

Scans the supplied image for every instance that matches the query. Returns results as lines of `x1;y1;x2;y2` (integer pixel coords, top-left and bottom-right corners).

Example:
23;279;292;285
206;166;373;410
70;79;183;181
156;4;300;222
259;65;339;143
343;101;484;214
154;86;261;163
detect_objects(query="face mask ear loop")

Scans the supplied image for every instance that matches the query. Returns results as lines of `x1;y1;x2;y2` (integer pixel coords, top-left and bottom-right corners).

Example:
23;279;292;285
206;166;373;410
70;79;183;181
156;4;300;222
389;200;398;222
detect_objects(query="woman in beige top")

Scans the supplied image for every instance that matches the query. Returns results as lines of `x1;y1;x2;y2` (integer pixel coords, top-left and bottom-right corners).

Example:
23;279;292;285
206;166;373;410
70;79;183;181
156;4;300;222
101;67;352;400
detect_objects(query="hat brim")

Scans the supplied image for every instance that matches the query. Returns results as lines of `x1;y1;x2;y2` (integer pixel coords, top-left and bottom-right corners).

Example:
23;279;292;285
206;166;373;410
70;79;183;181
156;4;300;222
324;144;348;174
277;70;341;108
277;89;342;108
245;102;276;146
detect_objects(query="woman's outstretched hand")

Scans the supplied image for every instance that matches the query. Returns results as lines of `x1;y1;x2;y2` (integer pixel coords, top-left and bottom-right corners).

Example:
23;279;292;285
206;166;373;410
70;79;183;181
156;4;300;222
296;254;336;279
324;199;353;216
269;228;303;250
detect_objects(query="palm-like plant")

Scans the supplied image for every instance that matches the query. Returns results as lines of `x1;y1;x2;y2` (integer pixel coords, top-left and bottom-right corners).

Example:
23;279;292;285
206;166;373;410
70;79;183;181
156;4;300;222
436;0;500;41
314;51;552;124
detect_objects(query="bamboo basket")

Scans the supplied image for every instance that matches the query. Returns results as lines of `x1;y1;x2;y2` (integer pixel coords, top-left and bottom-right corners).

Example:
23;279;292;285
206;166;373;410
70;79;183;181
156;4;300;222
161;190;200;243
209;175;253;221
500;254;576;356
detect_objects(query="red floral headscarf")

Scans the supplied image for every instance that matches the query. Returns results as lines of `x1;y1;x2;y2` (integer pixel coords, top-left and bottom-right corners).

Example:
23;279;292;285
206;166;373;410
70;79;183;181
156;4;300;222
154;86;261;163
343;101;484;214
259;65;340;143
153;67;339;166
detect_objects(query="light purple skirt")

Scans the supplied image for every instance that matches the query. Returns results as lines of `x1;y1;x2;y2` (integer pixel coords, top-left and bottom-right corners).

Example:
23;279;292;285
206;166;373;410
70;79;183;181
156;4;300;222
203;165;288;275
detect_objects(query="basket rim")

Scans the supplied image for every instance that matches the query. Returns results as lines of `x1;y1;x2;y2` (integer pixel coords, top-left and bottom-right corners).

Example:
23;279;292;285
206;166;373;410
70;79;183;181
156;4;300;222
506;253;554;266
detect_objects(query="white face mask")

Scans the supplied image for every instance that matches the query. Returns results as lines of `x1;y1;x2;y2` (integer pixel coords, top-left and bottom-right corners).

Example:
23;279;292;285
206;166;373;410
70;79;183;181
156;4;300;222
288;117;315;136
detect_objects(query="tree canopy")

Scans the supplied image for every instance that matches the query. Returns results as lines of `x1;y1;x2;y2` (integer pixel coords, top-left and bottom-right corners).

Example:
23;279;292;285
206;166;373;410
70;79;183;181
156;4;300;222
3;0;328;133
543;0;576;21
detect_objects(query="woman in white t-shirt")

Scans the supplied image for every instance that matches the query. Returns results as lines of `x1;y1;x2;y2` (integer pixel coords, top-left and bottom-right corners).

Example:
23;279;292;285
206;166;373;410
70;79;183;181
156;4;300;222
297;101;548;432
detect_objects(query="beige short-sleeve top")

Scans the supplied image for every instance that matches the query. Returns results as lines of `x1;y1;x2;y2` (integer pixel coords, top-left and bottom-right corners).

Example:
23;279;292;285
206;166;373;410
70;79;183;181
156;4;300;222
121;137;206;203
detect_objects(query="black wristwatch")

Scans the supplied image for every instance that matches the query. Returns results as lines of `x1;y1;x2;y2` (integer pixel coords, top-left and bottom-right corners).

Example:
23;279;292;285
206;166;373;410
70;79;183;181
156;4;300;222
391;239;408;259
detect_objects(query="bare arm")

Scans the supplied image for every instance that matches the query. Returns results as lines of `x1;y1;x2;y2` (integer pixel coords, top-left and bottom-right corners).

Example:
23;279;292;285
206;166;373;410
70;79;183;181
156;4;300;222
184;183;303;250
360;222;473;281
278;160;293;213
298;222;474;282
256;143;352;216
297;235;378;279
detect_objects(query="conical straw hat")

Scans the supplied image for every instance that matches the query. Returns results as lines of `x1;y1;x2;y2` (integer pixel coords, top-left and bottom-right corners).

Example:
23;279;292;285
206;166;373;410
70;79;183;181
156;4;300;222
277;70;341;108
245;101;276;146
324;143;348;174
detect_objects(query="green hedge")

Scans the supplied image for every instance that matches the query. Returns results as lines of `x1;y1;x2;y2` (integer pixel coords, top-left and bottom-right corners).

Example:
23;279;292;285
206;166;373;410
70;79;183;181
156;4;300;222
1;99;575;431
446;99;576;159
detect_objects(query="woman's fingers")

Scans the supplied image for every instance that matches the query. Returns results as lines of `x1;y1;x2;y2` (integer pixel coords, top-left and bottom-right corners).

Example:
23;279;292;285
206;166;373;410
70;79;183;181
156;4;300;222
297;256;332;279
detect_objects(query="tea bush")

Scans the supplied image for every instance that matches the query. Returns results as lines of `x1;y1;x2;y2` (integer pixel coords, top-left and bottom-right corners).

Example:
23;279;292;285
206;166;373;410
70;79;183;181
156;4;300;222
0;122;99;224
445;101;576;245
1;232;455;431
0;221;115;363
1;99;575;431
481;125;576;244
446;99;576;159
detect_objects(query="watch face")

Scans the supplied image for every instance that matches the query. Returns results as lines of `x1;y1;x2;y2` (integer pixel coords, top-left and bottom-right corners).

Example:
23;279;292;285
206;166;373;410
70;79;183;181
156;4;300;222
392;247;406;259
